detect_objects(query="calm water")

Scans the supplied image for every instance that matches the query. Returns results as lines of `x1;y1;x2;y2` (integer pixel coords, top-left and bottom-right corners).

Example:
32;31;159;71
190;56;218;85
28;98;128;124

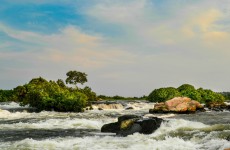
0;101;229;150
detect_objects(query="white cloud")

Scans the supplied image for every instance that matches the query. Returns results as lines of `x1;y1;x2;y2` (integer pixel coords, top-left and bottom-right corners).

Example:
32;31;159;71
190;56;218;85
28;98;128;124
87;0;147;25
84;0;230;94
86;1;230;56
0;24;136;69
1;0;230;95
0;23;139;93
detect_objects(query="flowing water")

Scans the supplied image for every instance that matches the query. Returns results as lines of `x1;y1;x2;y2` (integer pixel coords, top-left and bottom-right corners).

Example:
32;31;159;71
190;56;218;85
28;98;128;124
0;101;229;150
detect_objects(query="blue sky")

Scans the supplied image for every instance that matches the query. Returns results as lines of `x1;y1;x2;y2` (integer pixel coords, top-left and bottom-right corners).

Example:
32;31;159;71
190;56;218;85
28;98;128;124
0;0;230;96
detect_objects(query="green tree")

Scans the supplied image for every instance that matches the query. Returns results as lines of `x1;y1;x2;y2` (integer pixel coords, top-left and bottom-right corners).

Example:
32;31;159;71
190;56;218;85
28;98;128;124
65;70;87;87
147;87;181;102
20;77;88;112
13;86;27;102
221;92;230;100
113;95;125;100
79;86;97;102
197;88;225;103
0;89;14;102
177;84;202;102
56;79;66;88
177;84;195;92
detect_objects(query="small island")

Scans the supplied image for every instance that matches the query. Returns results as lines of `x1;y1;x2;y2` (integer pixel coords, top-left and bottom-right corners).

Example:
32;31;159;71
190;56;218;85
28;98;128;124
0;70;229;113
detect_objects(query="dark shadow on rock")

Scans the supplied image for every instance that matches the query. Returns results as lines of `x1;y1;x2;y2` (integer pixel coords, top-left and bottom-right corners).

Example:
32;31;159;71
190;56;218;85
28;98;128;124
101;115;163;136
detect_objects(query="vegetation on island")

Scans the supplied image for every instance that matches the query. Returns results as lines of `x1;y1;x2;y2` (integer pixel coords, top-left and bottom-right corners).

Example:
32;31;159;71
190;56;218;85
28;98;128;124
221;92;230;100
0;73;228;112
97;95;147;100
147;84;226;104
0;70;96;112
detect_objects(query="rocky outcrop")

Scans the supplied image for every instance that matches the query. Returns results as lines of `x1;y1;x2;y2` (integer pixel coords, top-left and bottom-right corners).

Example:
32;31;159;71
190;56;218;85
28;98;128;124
101;115;163;136
206;102;230;111
149;97;204;114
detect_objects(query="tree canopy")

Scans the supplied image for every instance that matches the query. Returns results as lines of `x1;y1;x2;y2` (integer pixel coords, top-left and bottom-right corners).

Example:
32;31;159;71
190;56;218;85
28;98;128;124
147;87;181;102
147;84;225;104
65;70;87;86
0;70;97;112
18;77;88;112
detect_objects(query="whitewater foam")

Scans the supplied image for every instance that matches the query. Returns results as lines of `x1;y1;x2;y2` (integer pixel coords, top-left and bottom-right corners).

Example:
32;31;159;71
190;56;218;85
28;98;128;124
0;102;229;150
0;102;28;109
1;131;229;150
0;109;30;119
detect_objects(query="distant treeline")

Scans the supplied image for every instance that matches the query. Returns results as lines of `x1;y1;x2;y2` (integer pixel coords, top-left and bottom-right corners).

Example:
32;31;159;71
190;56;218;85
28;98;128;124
97;95;147;100
221;92;230;100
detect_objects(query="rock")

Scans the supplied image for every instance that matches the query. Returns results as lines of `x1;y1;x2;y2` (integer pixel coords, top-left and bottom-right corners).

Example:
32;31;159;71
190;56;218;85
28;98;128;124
138;117;163;134
149;97;204;114
117;123;142;136
125;107;134;110
226;135;230;141
120;119;136;129
118;115;140;123
101;122;120;133
206;102;229;111
101;115;163;136
98;108;103;110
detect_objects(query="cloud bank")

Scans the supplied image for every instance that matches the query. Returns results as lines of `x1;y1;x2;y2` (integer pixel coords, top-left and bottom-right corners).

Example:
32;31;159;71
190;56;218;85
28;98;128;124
0;0;230;96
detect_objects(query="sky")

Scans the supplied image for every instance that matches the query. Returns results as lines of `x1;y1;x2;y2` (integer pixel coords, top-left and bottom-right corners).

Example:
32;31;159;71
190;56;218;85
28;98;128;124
0;0;230;96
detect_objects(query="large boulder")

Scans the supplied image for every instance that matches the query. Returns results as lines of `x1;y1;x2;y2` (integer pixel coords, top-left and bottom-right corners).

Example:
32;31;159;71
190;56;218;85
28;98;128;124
137;117;163;134
101;115;163;136
149;97;204;114
101;122;120;133
101;115;140;135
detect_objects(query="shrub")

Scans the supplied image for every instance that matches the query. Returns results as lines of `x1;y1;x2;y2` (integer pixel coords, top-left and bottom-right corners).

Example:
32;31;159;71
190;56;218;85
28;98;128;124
178;84;202;102
148;84;226;104
197;88;225;103
19;77;88;112
0;89;14;102
147;87;181;102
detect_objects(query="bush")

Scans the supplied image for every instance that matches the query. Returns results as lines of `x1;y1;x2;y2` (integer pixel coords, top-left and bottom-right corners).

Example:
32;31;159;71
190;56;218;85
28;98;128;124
78;86;97;102
197;88;225;103
0;89;14;102
147;87;181;102
178;84;202;102
221;92;230;100
178;84;196;92
19;77;88;112
147;84;226;104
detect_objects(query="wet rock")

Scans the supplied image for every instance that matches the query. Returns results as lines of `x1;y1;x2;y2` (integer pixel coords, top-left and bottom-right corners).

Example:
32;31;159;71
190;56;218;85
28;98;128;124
206;102;229;111
138;117;163;134
101;122;120;133
98;108;103;110
125;107;134;110
118;115;140;122
101;115;163;136
117;123;142;136
226;135;230;141
149;97;204;114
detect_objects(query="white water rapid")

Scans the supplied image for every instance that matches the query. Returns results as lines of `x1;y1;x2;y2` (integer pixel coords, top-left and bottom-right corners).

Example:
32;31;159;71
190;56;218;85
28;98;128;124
0;101;229;150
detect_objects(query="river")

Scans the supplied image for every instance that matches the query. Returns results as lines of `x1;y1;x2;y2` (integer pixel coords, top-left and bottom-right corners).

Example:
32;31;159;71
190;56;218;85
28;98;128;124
0;101;229;150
